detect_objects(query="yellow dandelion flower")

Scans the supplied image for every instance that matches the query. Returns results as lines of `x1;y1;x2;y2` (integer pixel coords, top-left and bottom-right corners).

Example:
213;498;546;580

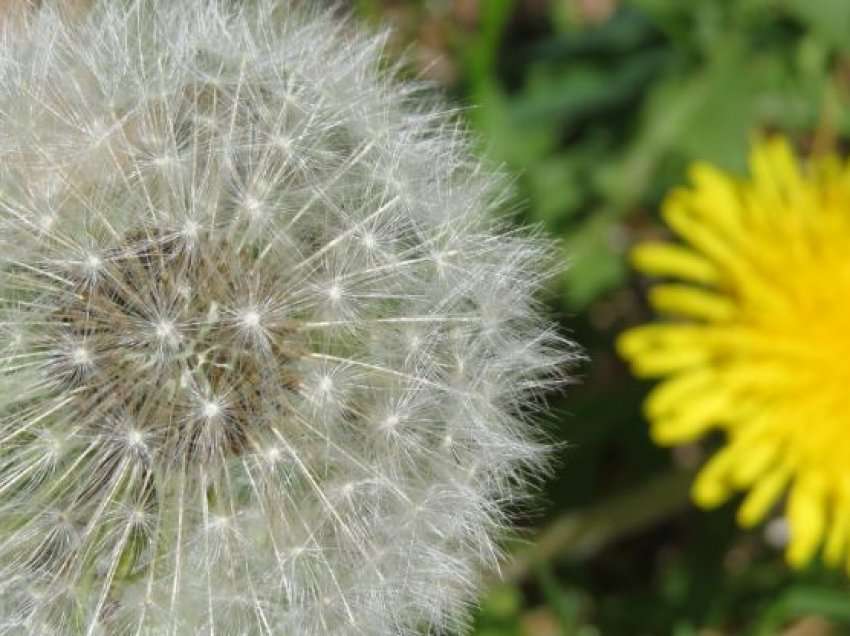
618;136;850;570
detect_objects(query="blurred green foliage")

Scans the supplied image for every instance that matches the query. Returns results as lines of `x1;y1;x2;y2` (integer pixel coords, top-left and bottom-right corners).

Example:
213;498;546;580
357;1;850;634
462;0;850;310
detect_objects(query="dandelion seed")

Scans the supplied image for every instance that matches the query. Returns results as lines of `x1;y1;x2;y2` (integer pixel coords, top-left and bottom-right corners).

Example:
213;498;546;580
126;428;146;448
201;401;222;420
0;1;573;634
326;284;343;302
70;346;91;367
361;232;377;250
182;220;200;239
84;254;101;271
381;414;400;431
619;136;850;571
154;320;177;340
240;309;262;330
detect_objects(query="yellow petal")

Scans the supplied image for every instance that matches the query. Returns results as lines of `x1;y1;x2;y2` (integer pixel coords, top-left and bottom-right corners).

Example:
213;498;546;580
692;446;738;508
824;498;850;567
687;163;745;235
662;196;783;311
786;474;827;568
648;284;737;322
737;466;790;528
617;324;711;377
662;194;739;265
749;136;803;203
630;242;719;285
645;369;716;420
649;390;730;445
728;442;777;489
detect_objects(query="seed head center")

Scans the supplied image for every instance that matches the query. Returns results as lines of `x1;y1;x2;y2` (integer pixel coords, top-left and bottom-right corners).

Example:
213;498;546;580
48;230;305;463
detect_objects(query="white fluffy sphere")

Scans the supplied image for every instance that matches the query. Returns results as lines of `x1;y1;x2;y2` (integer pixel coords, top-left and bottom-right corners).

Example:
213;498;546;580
0;1;572;634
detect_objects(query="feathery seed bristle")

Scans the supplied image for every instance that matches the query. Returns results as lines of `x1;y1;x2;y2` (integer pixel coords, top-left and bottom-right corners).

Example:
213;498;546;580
0;1;575;634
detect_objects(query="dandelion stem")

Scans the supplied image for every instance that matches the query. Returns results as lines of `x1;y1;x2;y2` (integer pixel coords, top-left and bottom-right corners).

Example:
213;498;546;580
503;469;694;582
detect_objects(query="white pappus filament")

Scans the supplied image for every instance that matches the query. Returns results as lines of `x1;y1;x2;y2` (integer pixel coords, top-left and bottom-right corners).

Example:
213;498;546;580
0;1;574;635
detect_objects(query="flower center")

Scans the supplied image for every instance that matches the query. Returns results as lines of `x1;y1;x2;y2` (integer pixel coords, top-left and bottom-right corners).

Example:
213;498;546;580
43;229;304;464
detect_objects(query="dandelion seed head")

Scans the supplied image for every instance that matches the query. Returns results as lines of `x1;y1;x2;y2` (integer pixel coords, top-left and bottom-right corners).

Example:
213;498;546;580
0;1;574;634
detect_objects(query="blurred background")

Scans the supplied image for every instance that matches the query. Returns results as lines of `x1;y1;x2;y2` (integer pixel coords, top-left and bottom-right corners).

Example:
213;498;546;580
352;1;850;634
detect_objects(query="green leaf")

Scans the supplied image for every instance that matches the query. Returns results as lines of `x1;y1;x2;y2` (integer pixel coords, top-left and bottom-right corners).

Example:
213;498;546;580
755;585;850;634
463;0;516;85
562;212;628;309
783;0;850;52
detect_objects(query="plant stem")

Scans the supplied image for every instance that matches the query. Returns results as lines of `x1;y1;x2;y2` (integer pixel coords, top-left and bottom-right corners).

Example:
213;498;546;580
503;469;695;582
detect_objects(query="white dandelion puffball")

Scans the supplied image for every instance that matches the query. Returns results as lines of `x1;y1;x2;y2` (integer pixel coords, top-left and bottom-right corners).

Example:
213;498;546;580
0;1;572;634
